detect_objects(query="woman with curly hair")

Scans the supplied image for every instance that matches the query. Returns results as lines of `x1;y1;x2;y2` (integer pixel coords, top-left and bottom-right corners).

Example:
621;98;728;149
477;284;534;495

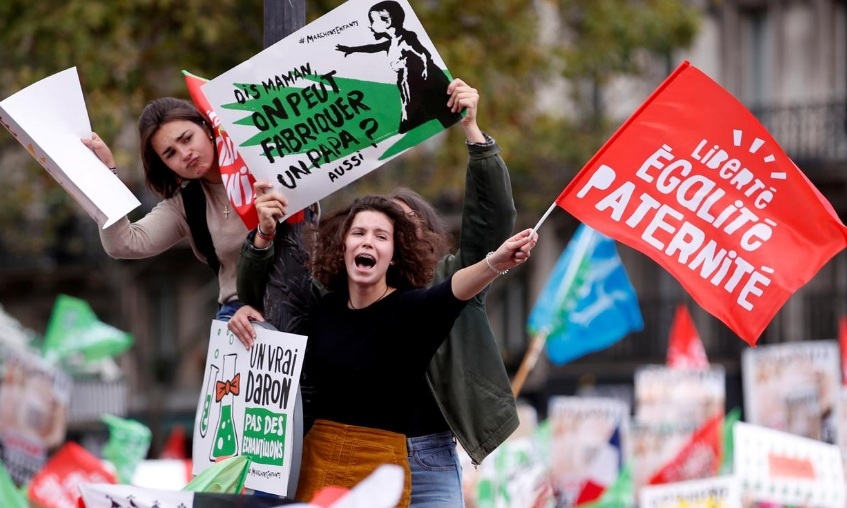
230;194;536;506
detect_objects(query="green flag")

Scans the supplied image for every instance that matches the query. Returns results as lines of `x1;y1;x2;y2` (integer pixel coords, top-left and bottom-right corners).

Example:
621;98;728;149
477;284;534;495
721;407;742;475
43;294;134;362
101;414;152;484
183;455;251;494
0;461;27;508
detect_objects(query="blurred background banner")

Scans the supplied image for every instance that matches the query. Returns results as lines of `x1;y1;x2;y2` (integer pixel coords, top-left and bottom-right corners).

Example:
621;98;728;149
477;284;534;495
101;414;152;484
634;365;725;427
665;303;709;369
0;346;71;484
733;421;845;508
527;224;644;366
547;396;629;506
43;294;134;364
28;441;116;508
0;461;27;508
639;475;741;508
645;412;723;485
741;340;840;444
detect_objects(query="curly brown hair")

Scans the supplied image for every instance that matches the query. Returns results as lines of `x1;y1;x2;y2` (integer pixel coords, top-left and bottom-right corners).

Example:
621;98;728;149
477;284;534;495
388;187;449;259
138;97;214;198
308;195;440;292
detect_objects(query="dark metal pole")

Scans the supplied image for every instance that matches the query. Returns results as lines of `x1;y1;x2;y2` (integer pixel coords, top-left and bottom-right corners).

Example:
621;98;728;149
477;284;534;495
262;3;308;497
264;0;306;49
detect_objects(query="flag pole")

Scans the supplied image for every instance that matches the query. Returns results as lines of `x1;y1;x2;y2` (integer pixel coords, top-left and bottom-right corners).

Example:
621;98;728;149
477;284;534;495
511;331;548;397
531;202;557;236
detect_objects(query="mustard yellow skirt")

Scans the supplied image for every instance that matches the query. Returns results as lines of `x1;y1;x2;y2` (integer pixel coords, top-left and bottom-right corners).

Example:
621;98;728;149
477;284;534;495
295;419;411;507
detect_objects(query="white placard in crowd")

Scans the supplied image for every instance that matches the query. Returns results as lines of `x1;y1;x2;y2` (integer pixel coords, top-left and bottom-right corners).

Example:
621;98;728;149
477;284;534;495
640;475;741;508
547;396;629;506
733;421;845;508
635;365;725;427
741;340;841;444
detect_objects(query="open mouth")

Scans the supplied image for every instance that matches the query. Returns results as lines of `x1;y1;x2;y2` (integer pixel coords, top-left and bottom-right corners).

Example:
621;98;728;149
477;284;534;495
354;253;376;269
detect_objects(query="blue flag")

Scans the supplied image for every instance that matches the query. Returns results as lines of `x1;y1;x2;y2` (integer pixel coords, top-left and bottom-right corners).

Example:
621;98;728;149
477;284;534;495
527;224;643;365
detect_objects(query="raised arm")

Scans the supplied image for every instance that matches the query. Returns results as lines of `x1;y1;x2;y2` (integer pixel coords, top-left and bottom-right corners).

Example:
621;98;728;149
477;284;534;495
451;229;537;301
236;182;287;308
444;79;517;272
233;183;317;348
81;132;187;258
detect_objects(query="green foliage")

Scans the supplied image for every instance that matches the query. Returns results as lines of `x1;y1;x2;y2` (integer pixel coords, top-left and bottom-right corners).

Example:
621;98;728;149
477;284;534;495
556;0;700;80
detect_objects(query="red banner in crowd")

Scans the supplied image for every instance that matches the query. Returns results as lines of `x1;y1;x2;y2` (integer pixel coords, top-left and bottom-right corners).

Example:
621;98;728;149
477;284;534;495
648;412;723;485
29;442;115;508
556;61;847;345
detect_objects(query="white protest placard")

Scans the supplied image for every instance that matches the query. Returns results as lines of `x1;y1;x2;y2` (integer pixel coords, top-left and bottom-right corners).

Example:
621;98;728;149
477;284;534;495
733;421;846;508
635;365;725;427
741;340;841;444
547;396;629;506
0;67;140;228
192;321;307;496
640;475;741;508
202;0;462;219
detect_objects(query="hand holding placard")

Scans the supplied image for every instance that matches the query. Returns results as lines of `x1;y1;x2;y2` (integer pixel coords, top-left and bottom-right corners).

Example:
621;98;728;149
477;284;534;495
0;67;140;228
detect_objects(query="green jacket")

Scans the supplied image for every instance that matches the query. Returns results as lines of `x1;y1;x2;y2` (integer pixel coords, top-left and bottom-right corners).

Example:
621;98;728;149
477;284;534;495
237;139;518;465
427;139;518;464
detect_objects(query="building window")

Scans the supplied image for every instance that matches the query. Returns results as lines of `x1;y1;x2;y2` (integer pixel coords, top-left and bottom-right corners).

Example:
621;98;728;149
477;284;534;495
740;7;772;107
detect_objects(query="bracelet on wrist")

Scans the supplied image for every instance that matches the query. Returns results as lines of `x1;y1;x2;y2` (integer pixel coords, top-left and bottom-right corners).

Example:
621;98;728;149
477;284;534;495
257;225;276;241
485;251;509;276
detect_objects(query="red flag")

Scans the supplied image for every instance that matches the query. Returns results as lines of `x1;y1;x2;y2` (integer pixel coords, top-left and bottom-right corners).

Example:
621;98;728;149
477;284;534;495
184;71;261;230
840;316;847;385
29;442;116;508
556;61;847;345
648;412;723;485
666;303;709;369
159;425;187;460
574;479;605;505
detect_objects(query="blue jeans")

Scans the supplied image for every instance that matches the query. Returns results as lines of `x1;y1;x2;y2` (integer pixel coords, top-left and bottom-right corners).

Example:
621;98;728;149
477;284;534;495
215;301;244;322
408;431;464;507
